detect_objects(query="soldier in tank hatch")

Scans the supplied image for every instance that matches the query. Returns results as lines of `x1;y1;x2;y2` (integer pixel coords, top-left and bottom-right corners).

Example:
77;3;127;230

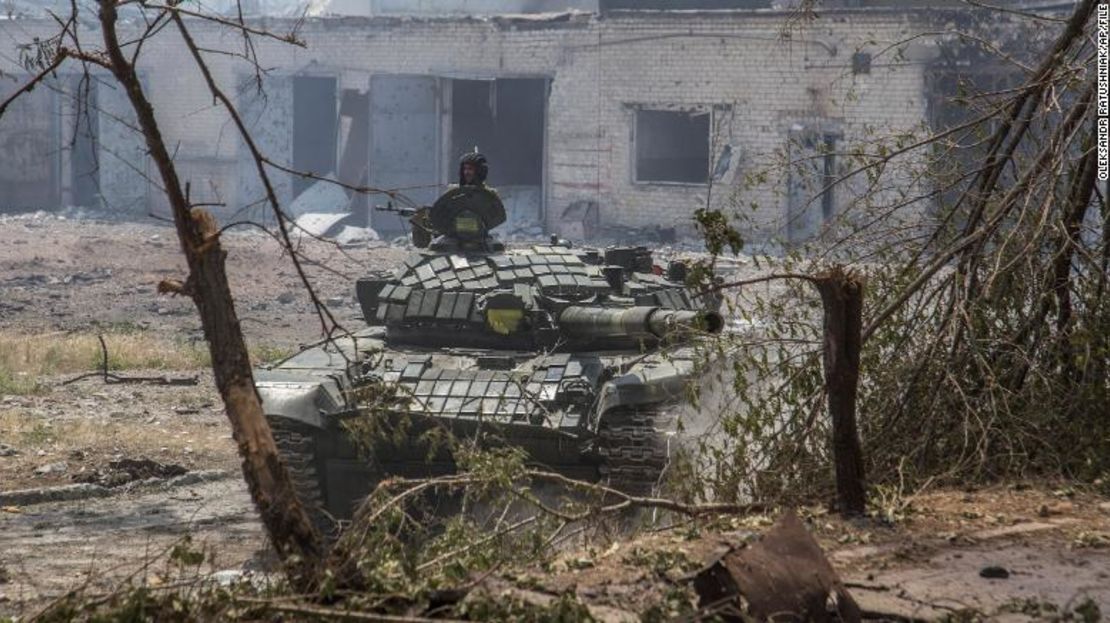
409;151;506;249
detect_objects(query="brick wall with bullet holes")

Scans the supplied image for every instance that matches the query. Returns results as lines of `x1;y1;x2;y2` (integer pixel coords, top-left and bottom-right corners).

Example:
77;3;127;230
0;8;939;244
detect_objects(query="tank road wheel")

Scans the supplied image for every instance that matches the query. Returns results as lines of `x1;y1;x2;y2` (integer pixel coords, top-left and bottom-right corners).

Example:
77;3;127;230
266;416;337;543
595;407;678;497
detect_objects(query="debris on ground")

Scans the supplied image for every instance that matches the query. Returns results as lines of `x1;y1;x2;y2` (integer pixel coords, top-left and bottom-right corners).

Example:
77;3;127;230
294;206;380;247
979;565;1010;579
693;510;860;622
73;457;188;487
32;462;68;476
286;180;349;219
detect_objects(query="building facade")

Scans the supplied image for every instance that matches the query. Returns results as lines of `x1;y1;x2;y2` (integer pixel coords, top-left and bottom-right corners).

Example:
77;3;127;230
0;6;952;243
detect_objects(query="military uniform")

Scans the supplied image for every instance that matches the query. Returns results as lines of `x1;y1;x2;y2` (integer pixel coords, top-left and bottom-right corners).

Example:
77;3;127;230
410;152;505;248
429;184;505;239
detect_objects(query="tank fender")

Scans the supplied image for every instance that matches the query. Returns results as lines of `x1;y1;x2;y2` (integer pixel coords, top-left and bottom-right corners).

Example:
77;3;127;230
594;359;694;421
256;377;345;430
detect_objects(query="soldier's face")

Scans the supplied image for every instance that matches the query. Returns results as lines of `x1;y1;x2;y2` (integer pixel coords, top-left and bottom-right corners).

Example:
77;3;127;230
462;163;477;184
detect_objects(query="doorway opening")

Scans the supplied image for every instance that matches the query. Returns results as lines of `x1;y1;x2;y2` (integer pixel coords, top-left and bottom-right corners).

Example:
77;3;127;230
450;78;546;227
292;75;338;198
70;77;100;208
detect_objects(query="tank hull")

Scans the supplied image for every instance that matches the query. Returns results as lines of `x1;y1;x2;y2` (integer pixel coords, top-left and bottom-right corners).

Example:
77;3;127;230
256;328;699;520
255;241;721;528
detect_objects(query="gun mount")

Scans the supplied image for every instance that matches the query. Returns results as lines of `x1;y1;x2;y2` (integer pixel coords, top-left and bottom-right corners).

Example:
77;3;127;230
375;184;506;252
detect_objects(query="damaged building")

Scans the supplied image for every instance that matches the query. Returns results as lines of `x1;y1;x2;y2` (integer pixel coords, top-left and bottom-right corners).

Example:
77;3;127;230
0;0;1058;244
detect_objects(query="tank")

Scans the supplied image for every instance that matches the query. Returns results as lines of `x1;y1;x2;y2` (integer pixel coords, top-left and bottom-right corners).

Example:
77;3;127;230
255;190;723;529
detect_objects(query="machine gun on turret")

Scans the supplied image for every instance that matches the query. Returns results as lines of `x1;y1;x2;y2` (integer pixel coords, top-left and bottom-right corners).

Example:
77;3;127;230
374;202;419;219
376;202;434;247
376;183;507;252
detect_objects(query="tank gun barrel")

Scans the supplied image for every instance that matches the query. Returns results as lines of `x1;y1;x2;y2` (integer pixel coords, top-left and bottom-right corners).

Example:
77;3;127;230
558;306;723;341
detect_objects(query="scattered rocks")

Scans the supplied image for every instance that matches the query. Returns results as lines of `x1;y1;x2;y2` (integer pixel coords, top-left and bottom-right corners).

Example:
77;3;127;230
3;274;49;287
1038;501;1074;517
0;482;111;506
277;291;296;305
164;469;229;488
74;458;188;488
33;461;68;476
62;269;112;285
0;443;18;457
979;565;1010;579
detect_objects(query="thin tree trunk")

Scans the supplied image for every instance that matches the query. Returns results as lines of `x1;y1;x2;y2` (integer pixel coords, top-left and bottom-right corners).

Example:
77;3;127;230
1052;137;1098;381
815;267;867;516
96;0;322;589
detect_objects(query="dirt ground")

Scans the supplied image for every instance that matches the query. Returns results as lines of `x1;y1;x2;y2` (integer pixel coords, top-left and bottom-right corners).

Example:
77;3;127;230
4;475;1107;619
1;214;1108;620
0;212;409;346
525;486;1110;620
0;213;383;616
0;477;264;613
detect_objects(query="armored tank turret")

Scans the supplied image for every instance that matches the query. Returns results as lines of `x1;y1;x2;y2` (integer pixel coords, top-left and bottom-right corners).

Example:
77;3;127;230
254;189;723;531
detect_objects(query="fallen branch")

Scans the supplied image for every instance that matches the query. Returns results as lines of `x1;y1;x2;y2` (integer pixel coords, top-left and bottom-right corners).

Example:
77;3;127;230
236;598;467;623
522;470;768;521
353;469;767;527
60;372;198;386
60;335;198;386
415;515;538;572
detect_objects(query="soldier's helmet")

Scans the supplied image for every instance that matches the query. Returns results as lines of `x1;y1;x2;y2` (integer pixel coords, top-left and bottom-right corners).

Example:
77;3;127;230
459;152;489;186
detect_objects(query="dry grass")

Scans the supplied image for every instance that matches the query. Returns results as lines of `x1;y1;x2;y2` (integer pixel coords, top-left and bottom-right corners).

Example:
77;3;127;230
0;330;208;374
0;330;291;395
0;408;229;455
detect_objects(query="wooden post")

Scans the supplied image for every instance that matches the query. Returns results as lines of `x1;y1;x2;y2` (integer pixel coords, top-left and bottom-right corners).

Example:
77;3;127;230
815;267;867;516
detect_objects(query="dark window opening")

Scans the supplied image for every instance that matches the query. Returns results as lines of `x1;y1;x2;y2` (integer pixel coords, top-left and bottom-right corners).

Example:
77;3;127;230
852;52;872;75
450;78;545;187
818;135;837;221
787;130;839;243
635;110;709;184
292;75;338;197
71;78;100;208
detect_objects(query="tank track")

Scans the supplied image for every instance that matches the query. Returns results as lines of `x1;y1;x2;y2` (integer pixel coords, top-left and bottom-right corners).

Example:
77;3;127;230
267;417;337;541
595;407;678;497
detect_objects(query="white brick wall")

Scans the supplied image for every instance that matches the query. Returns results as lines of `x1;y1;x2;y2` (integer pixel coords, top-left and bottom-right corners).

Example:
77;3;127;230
0;10;936;242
